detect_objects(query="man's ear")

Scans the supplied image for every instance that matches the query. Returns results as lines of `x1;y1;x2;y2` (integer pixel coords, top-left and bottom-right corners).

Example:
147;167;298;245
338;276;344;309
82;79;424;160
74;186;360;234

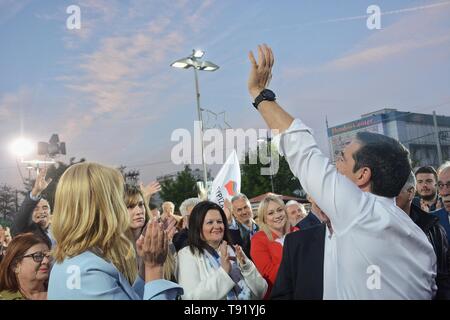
407;187;416;201
355;166;372;189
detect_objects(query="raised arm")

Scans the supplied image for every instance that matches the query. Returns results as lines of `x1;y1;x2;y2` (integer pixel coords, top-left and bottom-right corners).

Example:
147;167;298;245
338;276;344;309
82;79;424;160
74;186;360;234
248;44;294;134
247;44;370;233
12;167;52;236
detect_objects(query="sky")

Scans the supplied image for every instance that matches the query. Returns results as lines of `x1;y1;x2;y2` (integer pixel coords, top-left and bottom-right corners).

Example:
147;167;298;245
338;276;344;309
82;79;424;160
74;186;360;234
1;0;450;188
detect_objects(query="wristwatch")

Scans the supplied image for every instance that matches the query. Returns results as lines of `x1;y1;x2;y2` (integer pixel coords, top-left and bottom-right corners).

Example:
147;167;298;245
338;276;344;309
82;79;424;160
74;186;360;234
252;89;276;109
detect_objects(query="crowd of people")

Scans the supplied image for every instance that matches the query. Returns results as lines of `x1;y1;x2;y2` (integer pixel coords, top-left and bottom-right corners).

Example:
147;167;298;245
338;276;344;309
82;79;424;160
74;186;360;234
0;44;449;300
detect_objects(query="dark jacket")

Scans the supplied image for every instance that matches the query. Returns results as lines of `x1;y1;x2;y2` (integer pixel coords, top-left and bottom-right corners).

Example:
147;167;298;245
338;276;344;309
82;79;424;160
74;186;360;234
412;196;442;212
172;228;188;252
270;223;326;300
11;194;52;248
432;208;450;244
235;220;259;260
296;211;321;230
410;203;450;300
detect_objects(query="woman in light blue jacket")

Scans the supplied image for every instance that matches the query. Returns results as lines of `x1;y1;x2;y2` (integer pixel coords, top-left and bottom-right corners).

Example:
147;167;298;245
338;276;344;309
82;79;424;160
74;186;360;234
48;162;182;300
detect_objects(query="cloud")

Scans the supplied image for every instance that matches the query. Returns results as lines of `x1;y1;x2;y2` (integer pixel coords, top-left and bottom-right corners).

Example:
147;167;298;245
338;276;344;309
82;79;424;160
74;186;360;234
61;17;185;138
0;0;31;25
282;2;450;78
185;0;215;32
58;0;229;140
0;88;32;121
329;34;450;70
261;1;450;32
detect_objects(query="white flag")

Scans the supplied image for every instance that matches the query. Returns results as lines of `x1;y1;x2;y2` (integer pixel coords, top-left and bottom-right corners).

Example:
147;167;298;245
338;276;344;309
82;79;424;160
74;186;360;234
209;149;241;207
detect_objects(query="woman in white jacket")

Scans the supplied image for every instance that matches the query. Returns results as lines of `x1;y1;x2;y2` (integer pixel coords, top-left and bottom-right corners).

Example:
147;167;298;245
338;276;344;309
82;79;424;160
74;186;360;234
177;201;267;300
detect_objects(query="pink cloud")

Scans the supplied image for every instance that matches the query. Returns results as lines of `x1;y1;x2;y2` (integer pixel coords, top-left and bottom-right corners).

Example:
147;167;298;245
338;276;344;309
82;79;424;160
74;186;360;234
281;2;450;78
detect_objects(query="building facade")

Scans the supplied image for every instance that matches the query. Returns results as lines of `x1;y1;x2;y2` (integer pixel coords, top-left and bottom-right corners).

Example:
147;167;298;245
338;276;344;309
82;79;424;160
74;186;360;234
327;108;450;168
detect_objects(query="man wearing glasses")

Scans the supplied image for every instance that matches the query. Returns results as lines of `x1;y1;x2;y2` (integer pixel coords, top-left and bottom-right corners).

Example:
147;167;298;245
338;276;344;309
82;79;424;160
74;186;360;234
433;162;450;244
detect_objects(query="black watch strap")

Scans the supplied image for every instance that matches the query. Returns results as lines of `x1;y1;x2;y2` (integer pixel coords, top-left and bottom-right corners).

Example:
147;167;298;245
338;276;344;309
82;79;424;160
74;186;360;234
252;89;276;109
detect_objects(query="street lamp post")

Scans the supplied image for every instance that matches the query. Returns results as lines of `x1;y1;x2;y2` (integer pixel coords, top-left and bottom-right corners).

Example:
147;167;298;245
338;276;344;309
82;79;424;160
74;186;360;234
170;49;219;190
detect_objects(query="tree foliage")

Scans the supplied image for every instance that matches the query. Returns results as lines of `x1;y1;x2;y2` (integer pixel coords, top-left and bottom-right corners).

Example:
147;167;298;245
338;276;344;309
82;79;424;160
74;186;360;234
0;184;18;226
159;165;199;210
240;143;303;199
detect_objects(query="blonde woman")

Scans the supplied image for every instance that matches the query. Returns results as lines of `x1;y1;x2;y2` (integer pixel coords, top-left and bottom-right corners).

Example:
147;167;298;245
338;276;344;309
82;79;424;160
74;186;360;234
47;162;182;300
250;194;298;299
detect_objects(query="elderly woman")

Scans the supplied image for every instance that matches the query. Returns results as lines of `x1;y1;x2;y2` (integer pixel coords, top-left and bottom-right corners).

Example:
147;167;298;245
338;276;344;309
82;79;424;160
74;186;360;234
177;201;267;300
250;194;299;299
47;162;182;300
0;233;51;300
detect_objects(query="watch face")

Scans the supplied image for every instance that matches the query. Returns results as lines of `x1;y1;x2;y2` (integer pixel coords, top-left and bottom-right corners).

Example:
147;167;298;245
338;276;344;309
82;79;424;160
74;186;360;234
262;89;275;100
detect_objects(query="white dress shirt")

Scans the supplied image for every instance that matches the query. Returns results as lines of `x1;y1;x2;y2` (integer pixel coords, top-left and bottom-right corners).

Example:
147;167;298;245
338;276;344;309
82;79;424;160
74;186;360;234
274;119;437;299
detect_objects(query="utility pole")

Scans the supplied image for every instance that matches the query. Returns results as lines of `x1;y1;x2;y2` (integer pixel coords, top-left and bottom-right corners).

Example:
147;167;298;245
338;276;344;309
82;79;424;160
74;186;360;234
433;111;443;165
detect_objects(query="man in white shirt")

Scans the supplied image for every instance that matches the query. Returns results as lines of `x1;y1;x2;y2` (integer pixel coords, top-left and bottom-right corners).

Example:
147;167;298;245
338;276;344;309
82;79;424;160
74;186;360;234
247;44;436;299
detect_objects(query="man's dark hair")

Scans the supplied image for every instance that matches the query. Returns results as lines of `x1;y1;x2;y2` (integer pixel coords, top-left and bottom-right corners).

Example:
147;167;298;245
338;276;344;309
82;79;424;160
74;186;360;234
148;202;158;210
188;201;231;255
353;132;411;198
414;166;437;181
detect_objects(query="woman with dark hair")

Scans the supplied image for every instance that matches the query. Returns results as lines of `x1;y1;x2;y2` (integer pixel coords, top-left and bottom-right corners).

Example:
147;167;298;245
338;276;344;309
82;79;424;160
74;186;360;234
177;201;267;300
0;233;50;300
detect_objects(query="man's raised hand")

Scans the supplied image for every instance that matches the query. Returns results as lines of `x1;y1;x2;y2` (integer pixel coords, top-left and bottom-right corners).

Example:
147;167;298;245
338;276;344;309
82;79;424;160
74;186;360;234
31;167;52;197
248;44;275;98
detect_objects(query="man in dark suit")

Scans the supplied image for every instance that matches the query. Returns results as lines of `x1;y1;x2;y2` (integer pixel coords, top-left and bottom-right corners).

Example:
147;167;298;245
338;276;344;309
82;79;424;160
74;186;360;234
272;200;331;300
230;193;259;259
271;223;326;299
11;167;53;248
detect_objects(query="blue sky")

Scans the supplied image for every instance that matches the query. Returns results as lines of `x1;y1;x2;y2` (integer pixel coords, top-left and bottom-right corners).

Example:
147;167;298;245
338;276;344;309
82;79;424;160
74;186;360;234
1;0;450;187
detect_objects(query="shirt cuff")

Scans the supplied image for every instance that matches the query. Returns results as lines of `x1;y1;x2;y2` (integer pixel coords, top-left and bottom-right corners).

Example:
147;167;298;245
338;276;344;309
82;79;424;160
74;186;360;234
29;192;41;201
272;119;314;157
143;279;183;300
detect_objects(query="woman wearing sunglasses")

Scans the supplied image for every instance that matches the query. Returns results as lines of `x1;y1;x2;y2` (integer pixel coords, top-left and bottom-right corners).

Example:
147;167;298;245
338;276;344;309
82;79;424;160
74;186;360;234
0;233;51;300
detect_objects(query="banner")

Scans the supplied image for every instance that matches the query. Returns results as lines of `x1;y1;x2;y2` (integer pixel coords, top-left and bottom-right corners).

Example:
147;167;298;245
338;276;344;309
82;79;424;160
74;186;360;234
209;149;241;207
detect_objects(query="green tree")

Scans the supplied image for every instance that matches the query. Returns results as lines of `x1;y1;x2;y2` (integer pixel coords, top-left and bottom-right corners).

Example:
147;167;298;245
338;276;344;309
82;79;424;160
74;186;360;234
241;143;303;199
159;165;199;210
0;184;18;226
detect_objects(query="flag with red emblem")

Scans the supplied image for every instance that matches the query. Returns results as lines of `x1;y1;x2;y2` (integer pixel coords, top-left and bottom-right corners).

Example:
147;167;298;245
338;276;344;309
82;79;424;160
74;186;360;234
209;149;241;208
